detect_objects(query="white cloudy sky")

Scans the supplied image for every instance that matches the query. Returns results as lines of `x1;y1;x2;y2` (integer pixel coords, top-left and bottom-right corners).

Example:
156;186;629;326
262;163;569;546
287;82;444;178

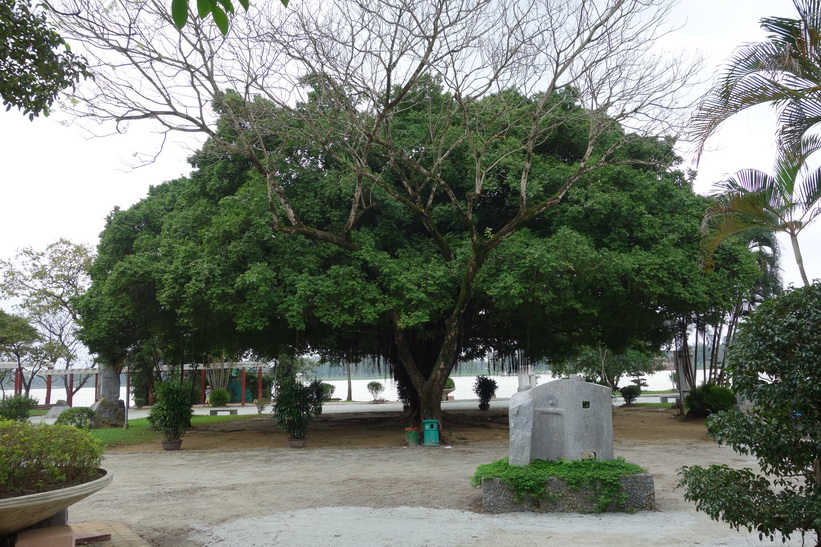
0;0;816;288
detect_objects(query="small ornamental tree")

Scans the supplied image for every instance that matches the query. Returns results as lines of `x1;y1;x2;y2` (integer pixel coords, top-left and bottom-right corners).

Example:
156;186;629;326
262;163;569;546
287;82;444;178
678;283;821;545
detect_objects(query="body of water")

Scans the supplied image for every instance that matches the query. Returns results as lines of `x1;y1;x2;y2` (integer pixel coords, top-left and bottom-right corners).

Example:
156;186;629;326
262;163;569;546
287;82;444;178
20;370;677;407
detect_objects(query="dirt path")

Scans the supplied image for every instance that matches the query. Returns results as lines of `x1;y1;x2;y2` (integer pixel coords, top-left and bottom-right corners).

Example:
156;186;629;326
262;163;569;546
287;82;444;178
71;407;810;546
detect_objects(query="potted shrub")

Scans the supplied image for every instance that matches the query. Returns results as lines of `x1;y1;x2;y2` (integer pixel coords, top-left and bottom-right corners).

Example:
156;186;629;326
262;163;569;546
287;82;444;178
474;375;498;411
0;420;111;539
273;378;321;448
148;381;193;450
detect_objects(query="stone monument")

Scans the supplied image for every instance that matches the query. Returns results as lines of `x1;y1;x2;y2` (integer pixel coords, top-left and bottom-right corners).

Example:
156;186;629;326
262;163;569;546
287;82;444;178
508;378;613;465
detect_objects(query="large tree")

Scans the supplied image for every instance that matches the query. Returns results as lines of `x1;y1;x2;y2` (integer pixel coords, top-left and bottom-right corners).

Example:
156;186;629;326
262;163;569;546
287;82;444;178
58;0;700;420
691;0;821;159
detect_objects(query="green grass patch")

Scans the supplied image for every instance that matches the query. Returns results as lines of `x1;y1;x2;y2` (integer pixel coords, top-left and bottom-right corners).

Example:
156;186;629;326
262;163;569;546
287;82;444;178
90;414;259;448
29;409;48;416
472;458;645;512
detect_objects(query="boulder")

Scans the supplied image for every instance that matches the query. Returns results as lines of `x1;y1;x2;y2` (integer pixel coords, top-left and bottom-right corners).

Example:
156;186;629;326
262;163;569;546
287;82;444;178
90;397;125;427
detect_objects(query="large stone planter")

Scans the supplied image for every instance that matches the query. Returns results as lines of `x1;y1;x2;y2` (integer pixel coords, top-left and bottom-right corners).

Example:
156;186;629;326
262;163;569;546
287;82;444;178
0;469;112;538
481;472;655;513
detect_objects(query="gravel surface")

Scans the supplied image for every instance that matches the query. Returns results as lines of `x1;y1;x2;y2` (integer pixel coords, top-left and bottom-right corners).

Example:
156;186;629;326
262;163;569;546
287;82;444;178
69;438;815;546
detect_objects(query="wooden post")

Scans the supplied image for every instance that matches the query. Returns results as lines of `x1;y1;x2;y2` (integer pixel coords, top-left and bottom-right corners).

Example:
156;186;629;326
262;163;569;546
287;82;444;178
14;367;21;395
68;374;74;407
94;371;100;402
240;368;247;406
45;373;52;405
257;367;263;401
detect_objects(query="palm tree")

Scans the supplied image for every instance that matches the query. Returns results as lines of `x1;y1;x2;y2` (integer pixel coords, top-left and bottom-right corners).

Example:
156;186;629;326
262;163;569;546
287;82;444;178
702;137;821;286
692;0;821;160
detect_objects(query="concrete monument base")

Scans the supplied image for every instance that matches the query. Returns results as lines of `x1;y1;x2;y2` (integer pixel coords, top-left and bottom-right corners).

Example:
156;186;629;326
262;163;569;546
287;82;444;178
480;473;655;513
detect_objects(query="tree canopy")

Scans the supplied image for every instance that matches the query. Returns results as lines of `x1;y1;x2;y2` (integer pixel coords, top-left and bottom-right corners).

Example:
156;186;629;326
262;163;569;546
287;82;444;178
59;0;708;420
78;85;762;419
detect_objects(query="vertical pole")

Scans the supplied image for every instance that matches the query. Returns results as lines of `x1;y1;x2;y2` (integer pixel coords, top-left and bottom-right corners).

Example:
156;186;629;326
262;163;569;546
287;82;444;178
14;368;21;395
240;368;247;406
45;373;52;405
257;367;263;401
126;370;131;407
68;374;74;407
200;369;206;405
95;370;100;402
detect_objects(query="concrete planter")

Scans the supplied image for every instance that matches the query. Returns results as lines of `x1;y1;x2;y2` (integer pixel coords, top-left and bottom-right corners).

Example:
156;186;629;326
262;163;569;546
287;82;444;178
480;473;655;513
0;468;113;538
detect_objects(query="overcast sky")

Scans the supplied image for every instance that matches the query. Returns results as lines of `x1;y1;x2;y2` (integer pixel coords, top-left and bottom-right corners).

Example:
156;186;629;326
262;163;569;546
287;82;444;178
0;0;816;289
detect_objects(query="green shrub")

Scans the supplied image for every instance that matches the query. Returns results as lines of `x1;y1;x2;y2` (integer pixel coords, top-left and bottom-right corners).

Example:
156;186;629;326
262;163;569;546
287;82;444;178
685;383;735;418
134;397;146;408
472;458;645;512
55;407;97;429
444;377;455;390
619;385;641;405
148;381;193;441
367;381;384;401
0;420;104;498
273;378;319;439
0;394;39;421
678;284;821;544
209;387;230;407
320;382;335;401
473;376;498;405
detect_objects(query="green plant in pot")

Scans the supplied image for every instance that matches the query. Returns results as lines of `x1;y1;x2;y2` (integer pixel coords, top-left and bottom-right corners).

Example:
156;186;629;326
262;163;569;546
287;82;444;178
148;381;193;450
273;378;321;448
0;420;111;539
474;375;498;411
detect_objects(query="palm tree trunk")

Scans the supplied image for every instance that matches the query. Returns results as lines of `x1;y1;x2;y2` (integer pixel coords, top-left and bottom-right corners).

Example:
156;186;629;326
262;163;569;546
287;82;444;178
789;232;810;286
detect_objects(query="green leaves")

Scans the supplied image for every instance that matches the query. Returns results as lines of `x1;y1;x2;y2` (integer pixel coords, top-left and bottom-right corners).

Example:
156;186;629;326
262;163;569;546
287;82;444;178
169;0;287;35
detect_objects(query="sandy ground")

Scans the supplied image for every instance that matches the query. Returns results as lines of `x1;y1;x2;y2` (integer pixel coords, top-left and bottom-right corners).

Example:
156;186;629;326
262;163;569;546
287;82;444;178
69;406;816;546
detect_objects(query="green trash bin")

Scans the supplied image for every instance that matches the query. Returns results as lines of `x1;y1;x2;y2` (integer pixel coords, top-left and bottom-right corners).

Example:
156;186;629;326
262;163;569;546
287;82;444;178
404;427;420;446
422;419;440;446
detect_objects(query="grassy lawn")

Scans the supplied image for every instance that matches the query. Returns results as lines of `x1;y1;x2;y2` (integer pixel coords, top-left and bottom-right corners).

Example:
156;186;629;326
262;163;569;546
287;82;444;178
90;414;260;448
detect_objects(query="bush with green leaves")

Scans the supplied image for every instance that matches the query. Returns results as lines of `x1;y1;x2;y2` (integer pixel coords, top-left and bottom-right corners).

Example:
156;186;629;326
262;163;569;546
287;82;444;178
0;420;104;498
320;382;335;401
679;283;821;544
367;381;384;401
55;407;97;429
209;387;230;407
684;383;735;418
273;378;320;439
472;458;645;512
148;381;193;441
444;377;455;390
473;376;498;405
618;385;641;405
0;394;38;421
